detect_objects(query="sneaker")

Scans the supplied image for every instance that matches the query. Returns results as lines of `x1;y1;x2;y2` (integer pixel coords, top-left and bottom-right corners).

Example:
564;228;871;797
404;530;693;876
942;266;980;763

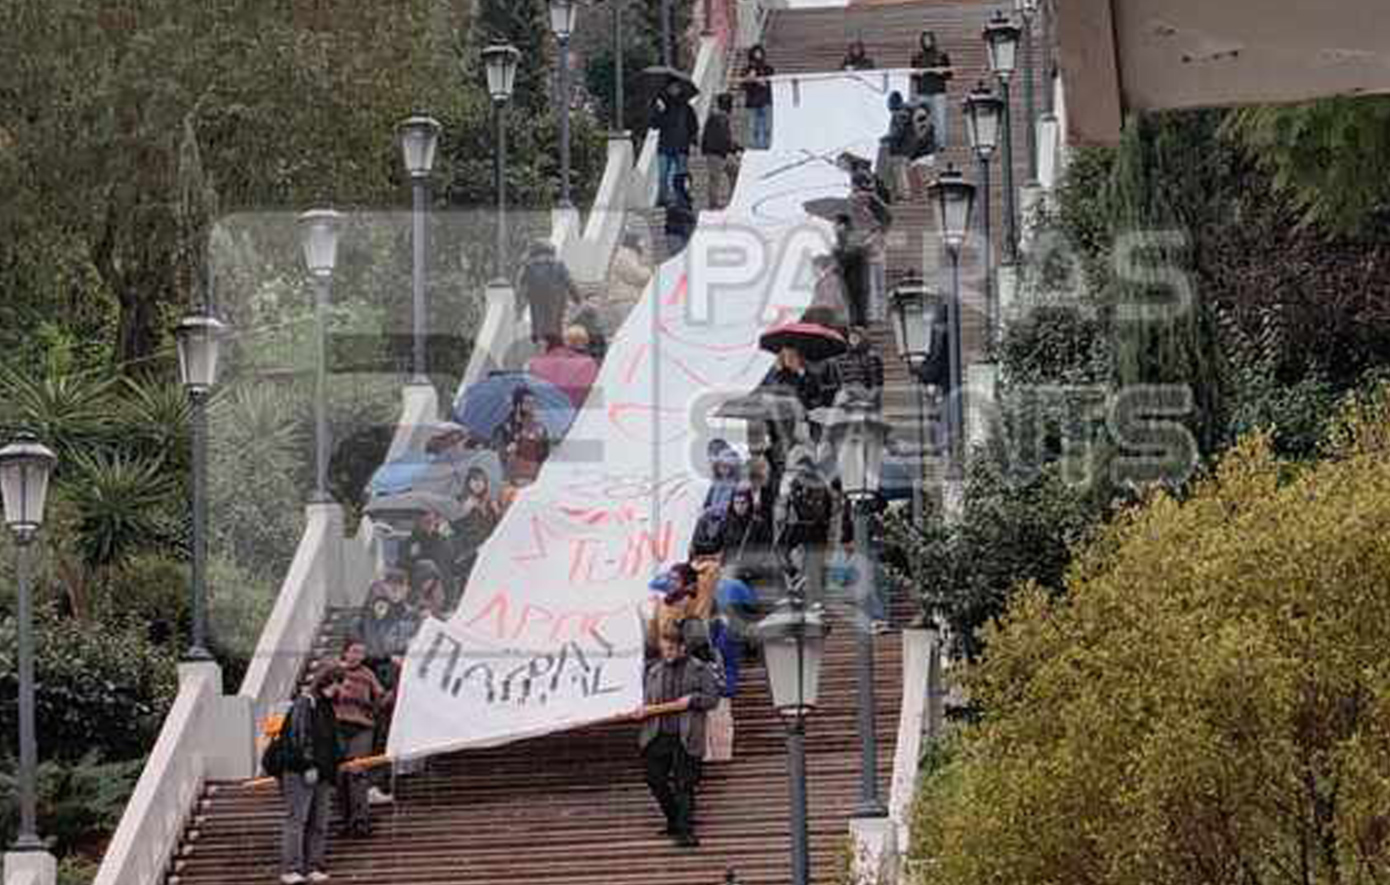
367;787;394;805
280;875;307;885
307;872;331;883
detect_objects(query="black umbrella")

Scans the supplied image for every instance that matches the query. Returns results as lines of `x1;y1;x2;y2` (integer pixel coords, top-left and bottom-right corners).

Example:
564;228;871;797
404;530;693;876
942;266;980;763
758;322;849;362
803;196;853;222
643;65;700;102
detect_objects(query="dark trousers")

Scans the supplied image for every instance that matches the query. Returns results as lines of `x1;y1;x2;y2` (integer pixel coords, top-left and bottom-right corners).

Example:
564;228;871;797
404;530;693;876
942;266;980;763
280;771;331;874
643;734;702;836
337;723;375;833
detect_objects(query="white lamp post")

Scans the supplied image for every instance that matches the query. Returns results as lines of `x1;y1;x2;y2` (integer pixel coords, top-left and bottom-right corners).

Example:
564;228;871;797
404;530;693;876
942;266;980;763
298;208;342;503
1;433;55;856
398;115;442;381
175;313;227;661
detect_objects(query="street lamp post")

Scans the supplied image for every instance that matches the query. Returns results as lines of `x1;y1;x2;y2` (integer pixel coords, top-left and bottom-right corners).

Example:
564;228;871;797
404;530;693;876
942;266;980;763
549;0;578;208
483;45;522;281
926;166;976;481
826;397;889;818
398;115;442;381
963;83;1004;348
175;314;227;661
660;0;673;66
612;0;625;132
298;209;342;504
983;11;1021;263
1;433;56;854
759;590;828;885
888;282;939;523
1016;0;1040;181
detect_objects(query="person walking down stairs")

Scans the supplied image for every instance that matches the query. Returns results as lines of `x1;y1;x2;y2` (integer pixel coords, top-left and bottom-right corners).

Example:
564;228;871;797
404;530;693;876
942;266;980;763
651;80;700;207
278;666;345;884
333;639;390;838
701;93;742;210
635;626;721;848
738;45;775;149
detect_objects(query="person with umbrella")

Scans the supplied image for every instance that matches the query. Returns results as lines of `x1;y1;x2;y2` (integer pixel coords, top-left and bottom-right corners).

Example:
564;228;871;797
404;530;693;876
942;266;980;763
493;386;552;486
737;44;775;149
517;240;582;345
649;73;700;207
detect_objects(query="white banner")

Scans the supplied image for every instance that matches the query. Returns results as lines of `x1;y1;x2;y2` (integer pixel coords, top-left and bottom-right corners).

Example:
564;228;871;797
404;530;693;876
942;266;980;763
388;72;910;759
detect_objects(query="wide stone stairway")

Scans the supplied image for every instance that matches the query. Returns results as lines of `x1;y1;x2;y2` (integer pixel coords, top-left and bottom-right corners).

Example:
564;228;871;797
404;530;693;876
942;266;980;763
165;605;903;885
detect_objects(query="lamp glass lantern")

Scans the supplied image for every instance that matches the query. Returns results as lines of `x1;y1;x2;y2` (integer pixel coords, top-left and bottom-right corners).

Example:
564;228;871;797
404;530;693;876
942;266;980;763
548;0;577;40
398;116;442;179
963;85;1004;157
983;12;1022;79
298;209;344;278
1014;0;1039;19
889;281;934;367
482;44;521;103
175;315;228;394
829;401;888;504
0;434;56;536
758;602;829;718
928;167;977;252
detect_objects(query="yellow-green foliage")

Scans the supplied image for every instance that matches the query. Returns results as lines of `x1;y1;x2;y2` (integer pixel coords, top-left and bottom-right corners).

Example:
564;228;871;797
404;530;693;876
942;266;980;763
911;383;1390;885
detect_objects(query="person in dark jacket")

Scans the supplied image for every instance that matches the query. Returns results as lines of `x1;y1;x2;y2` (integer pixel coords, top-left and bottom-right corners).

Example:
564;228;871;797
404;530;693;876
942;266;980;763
739;45;774;149
651;81;699;207
701;92;741;209
517;241;582;345
842;39;876;71
634;626;721;847
909;30;953;150
493;387;551;485
357;568;420;693
665;172;697;255
279;665;344;884
831;326;885;404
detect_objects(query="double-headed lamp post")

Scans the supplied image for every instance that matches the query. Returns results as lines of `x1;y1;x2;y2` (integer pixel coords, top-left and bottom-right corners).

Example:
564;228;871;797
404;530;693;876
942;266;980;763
982;11;1021;263
827;397;889;819
963;83;1004;347
483;45;521;282
1;433;56;855
926;166;976;482
549;0;578;208
398;115;442;382
175;313;227;662
759;588;829;885
298;209;342;504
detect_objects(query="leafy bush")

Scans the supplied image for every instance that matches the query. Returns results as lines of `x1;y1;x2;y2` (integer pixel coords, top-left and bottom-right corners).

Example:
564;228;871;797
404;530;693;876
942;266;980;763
909;385;1390;883
0;753;144;859
0;614;178;762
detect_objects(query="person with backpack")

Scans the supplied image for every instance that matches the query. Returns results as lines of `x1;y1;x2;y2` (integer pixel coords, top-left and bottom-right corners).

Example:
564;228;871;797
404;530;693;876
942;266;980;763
516;241;582;345
274;665;344;884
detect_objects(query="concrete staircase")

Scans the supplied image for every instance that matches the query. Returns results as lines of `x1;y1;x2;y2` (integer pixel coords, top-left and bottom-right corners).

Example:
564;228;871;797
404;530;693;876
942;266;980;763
164;606;905;885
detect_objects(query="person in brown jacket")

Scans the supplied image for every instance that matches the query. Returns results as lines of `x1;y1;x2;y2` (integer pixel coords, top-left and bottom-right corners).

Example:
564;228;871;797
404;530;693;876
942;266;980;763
634;626;721;847
334;638;389;836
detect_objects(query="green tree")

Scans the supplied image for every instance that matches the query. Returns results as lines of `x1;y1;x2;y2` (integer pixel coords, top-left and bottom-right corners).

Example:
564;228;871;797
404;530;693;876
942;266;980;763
911;385;1390;884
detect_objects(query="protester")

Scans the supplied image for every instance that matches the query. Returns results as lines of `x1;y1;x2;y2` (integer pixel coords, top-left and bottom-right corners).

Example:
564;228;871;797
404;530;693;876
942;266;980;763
517;241;582;345
278;665;343;884
454;467;500;586
665;172;697;255
832;326;886;405
568;296;609;361
835;172;893;326
810;254;849;319
651;80;699;207
648;562;706;653
357;567;420;692
526;326;600;408
878;91;916;199
713;575;759;693
635;625;721;847
909;30;953;150
775;448;835;604
405;509;456;589
701;93;742;209
411;559;449;621
842;39;876;70
611;233;652;307
739;45;775;149
703;438;742;515
334;638;390;835
493;387;551;485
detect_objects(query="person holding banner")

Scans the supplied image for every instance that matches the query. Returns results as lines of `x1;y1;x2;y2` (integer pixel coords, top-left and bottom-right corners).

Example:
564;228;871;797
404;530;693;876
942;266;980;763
635;626;721;848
